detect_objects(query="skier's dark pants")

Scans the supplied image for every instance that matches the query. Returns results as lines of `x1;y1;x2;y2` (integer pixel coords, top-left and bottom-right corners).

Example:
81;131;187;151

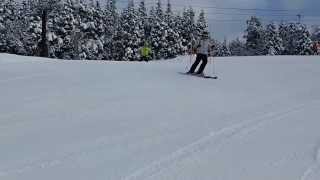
189;53;208;74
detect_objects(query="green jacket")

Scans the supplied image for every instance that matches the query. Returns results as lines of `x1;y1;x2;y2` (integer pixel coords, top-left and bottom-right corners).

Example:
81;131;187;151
140;46;152;58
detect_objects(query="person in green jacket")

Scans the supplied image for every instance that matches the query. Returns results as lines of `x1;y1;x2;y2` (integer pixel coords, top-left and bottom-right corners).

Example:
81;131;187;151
140;41;152;62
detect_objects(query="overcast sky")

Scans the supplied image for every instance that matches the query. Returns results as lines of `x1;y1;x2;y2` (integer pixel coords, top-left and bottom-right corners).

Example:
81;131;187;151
115;0;320;41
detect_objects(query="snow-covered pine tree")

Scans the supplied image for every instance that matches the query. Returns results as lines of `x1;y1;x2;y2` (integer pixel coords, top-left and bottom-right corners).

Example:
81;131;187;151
279;22;293;55
155;0;163;20
173;12;188;53
244;16;266;55
47;0;76;59
110;25;125;61
137;0;148;41
181;7;196;51
104;0;118;60
10;0;32;55
114;0;142;61
0;0;12;53
196;10;208;38
280;22;313;55
229;38;246;56
218;38;231;57
18;1;42;56
76;1;106;60
138;0;147;18
161;0;180;58
0;0;30;54
149;0;167;59
295;23;313;55
265;23;283;55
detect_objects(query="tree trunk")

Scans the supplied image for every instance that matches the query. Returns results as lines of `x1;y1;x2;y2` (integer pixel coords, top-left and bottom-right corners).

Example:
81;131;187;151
38;10;48;57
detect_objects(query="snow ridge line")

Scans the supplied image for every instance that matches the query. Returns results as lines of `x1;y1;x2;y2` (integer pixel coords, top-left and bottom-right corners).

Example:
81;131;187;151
300;144;320;180
123;100;320;180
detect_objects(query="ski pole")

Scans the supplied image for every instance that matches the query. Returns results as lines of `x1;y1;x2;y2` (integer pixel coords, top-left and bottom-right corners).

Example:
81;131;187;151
186;46;193;71
212;56;216;77
189;44;193;67
189;51;192;69
212;57;216;75
185;52;191;71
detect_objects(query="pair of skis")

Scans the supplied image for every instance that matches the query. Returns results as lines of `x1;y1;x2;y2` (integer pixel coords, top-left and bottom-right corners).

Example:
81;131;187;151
179;72;218;79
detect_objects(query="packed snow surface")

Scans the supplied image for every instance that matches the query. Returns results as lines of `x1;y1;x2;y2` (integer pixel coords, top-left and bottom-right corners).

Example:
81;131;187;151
1;54;320;180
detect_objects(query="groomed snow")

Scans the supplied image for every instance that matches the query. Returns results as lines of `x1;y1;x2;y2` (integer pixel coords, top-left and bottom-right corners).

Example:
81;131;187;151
0;54;320;180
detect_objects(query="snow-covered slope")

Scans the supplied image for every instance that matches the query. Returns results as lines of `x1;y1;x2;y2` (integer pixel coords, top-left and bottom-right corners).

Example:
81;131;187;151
0;54;320;180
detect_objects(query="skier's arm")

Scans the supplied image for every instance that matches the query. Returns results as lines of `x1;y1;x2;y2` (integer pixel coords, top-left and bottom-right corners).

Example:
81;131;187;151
208;40;215;49
208;41;215;57
197;40;201;48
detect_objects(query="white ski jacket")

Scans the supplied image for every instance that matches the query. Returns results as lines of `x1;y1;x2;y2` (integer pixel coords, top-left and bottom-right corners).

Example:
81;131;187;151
196;39;211;55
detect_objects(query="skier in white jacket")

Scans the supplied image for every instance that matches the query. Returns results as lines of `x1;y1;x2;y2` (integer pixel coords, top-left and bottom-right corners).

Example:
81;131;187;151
188;31;212;75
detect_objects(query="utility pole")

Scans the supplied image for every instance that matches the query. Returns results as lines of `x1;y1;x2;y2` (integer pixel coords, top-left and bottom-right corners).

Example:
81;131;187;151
73;0;81;60
39;9;48;57
37;0;62;57
297;14;302;23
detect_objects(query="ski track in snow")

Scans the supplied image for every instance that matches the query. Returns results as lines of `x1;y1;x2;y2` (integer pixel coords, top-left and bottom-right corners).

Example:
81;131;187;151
123;100;320;180
300;144;320;180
